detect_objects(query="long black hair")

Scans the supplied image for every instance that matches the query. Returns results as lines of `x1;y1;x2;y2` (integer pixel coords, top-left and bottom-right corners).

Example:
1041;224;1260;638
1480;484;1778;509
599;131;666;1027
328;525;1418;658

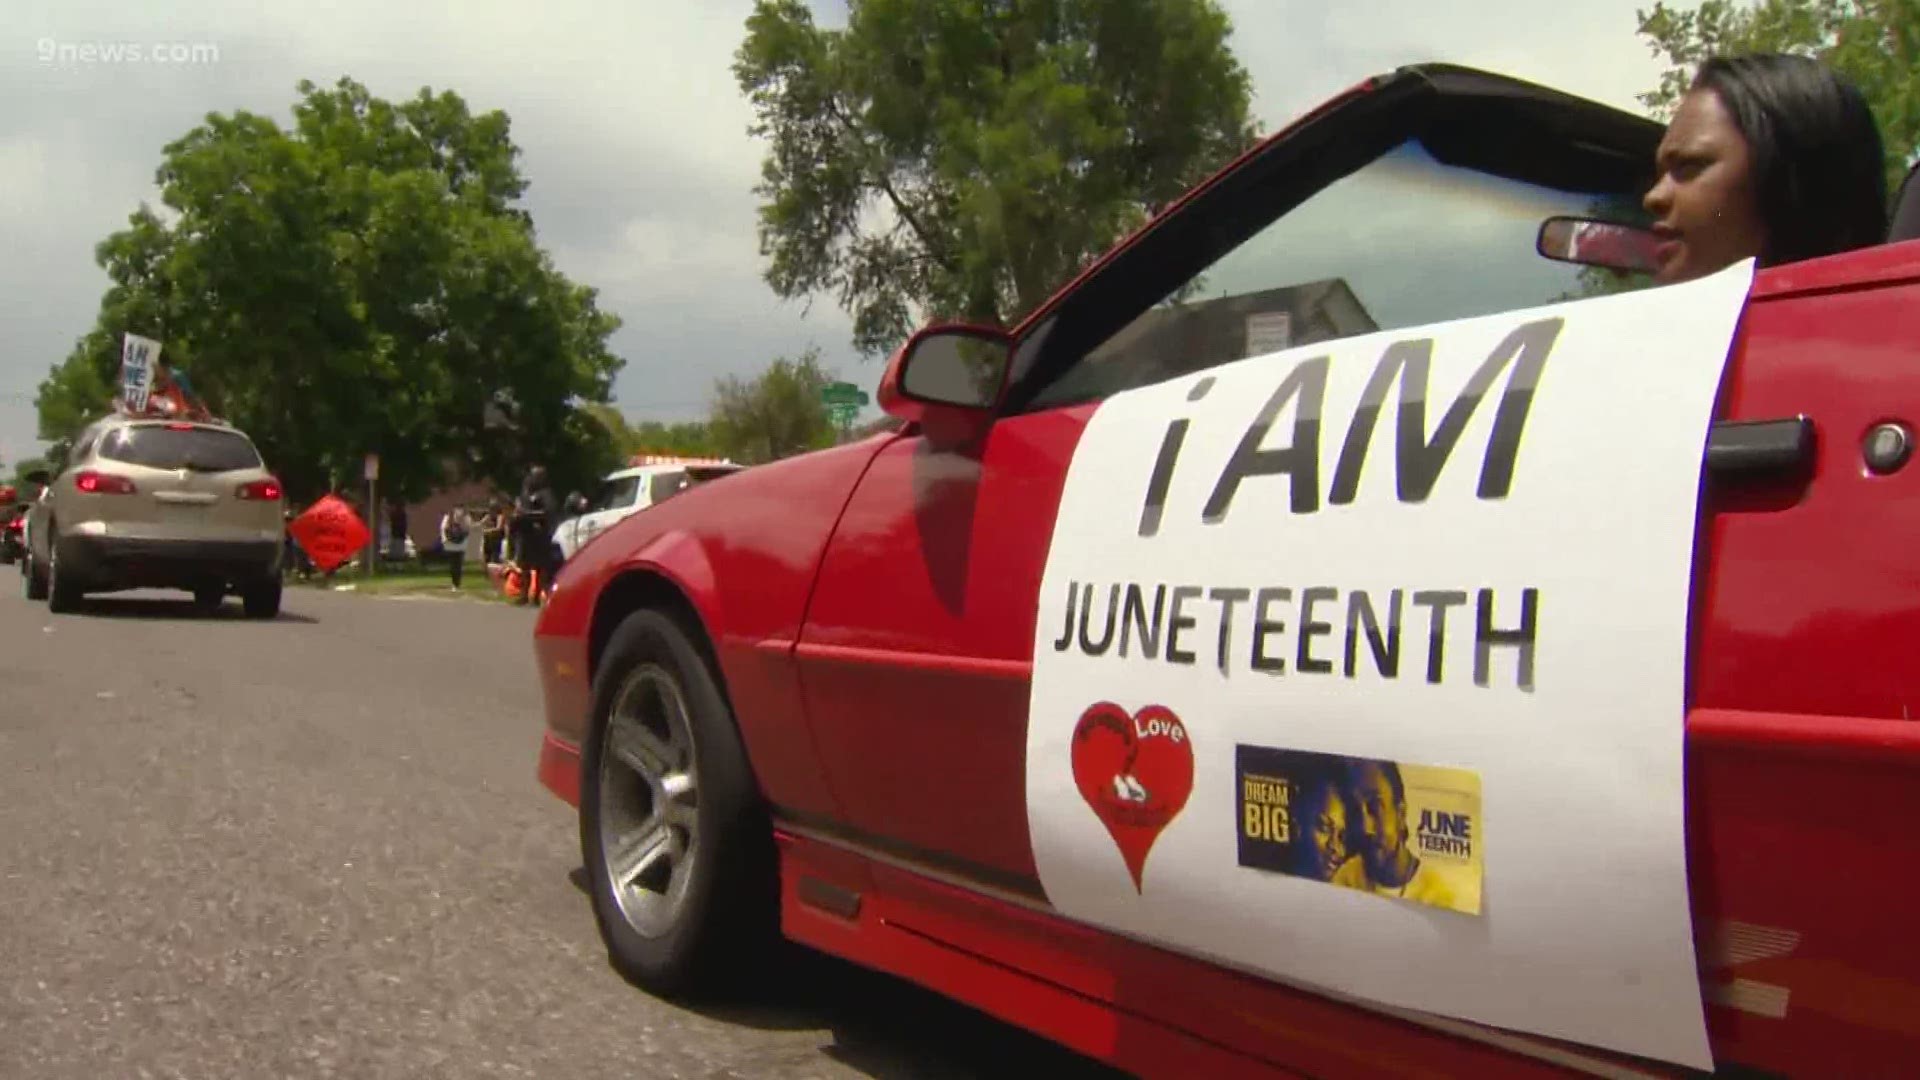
1692;53;1887;266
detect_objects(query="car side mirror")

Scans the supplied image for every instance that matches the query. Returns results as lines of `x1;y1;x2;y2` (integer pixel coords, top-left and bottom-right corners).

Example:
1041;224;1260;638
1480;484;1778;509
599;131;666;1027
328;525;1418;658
878;324;1013;446
24;470;50;487
1537;216;1662;275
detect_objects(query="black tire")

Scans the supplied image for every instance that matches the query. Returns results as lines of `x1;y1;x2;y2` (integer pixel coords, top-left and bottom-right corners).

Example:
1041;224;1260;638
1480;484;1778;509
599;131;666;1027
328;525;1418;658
242;580;282;619
47;543;82;614
578;608;779;1000
22;550;47;601
193;584;225;611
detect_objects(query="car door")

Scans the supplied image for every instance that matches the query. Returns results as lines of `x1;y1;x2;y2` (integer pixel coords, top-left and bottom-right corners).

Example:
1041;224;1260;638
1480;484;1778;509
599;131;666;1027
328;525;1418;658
792;68;1664;905
577;475;641;547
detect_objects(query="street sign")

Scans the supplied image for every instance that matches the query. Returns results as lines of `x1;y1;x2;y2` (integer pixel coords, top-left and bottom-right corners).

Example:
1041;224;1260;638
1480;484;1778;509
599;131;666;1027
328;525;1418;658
1245;311;1293;357
289;494;371;574
364;452;380;480
827;401;861;429
820;381;870;407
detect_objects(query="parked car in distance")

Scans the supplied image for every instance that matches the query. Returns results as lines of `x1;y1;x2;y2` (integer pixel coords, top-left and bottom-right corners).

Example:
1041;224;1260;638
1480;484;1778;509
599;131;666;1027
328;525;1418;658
0;501;27;566
552;456;744;561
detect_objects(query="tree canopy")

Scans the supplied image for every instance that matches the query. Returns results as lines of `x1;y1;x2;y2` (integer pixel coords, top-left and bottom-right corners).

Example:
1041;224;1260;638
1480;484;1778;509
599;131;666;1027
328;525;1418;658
1637;0;1920;199
707;347;838;464
36;77;626;502
8;456;51;489
733;0;1257;358
581;403;723;461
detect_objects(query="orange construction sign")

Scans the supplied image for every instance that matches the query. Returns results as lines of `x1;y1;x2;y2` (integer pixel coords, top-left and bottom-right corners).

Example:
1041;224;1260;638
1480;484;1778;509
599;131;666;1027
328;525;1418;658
288;494;371;574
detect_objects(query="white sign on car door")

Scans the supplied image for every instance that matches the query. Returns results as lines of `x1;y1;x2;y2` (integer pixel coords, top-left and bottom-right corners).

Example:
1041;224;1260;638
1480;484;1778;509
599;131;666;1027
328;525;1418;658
1026;261;1756;1070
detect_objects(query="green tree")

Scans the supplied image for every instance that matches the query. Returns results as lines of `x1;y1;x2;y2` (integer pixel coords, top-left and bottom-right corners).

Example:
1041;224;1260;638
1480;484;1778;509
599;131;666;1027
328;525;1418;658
35;77;625;503
1636;0;1920;199
707;347;838;464
629;420;722;458
734;0;1257;358
848;415;902;440
581;403;722;460
9;457;52;487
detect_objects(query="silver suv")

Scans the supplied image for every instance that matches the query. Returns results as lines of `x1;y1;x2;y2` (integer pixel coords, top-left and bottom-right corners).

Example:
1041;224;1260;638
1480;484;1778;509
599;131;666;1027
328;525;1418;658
22;414;286;617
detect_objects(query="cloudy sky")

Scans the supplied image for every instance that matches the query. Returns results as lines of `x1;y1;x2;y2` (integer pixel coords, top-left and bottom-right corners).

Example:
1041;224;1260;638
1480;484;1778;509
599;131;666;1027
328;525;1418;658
2;0;1671;463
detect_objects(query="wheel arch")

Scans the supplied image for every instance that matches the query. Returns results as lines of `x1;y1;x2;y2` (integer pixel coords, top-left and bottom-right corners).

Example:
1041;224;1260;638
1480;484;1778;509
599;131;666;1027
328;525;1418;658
588;567;728;713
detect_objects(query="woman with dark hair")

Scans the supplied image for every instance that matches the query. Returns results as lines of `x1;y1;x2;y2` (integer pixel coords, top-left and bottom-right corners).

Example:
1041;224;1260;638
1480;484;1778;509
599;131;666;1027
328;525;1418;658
1644;53;1887;284
1291;771;1357;883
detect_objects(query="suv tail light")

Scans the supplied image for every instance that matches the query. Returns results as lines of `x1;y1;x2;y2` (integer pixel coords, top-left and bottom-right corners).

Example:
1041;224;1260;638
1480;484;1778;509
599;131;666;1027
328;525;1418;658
74;471;137;495
236;478;284;501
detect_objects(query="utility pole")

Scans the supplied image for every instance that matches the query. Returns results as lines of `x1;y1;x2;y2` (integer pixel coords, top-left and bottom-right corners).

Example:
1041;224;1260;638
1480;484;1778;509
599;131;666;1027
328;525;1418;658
363;452;379;580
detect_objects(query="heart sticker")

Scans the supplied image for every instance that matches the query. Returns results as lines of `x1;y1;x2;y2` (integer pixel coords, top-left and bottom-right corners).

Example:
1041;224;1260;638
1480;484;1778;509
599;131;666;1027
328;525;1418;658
1069;701;1194;893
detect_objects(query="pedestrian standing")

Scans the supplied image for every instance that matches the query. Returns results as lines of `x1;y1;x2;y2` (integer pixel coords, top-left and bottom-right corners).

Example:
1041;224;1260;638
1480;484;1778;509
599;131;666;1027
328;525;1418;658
387;499;410;562
440;504;474;591
482;502;506;565
513;465;556;605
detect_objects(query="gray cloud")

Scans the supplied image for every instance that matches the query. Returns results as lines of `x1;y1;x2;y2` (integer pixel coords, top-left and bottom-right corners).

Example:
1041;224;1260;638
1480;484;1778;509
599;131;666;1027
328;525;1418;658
0;0;1664;464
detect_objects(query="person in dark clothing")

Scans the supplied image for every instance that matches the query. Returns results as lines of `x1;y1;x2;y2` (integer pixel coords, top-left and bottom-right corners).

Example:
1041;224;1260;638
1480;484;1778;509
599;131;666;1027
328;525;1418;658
441;504;474;590
387;499;409;561
514;465;557;604
482;501;507;565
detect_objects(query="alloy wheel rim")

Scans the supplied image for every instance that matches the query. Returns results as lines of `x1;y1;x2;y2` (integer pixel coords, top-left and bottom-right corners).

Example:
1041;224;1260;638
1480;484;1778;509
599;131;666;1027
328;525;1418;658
597;664;700;939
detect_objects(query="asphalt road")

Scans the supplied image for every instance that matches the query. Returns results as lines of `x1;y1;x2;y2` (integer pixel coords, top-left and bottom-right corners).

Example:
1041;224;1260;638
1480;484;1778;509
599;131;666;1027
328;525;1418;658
0;582;1131;1080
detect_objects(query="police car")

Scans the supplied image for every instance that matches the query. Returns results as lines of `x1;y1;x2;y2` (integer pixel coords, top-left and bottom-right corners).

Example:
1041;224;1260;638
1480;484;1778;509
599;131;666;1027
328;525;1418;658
550;455;742;561
527;63;1920;1078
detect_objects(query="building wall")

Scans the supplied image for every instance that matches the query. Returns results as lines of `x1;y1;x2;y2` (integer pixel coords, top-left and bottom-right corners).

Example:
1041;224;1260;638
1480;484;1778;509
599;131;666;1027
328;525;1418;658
395;480;503;553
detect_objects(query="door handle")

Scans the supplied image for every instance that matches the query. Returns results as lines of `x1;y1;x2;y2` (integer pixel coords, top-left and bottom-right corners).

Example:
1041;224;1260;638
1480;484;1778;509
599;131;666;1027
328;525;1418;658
1706;416;1812;480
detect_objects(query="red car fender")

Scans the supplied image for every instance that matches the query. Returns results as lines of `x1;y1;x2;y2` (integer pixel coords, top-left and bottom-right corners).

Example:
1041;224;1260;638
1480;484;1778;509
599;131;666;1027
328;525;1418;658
536;436;901;822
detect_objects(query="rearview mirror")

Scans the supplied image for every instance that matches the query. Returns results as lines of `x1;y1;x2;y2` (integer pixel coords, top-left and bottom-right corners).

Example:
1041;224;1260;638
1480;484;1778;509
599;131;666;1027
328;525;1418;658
1538;216;1662;275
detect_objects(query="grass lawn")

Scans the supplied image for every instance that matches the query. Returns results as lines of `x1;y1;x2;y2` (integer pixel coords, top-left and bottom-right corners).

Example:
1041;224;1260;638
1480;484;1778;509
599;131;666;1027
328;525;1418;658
288;564;522;603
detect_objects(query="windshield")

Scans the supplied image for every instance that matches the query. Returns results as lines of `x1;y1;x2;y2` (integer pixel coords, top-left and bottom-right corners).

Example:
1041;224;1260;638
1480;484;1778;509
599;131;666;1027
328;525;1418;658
646;465;743;504
1188;141;1652;329
1025;139;1655;410
591;475;642;512
97;425;263;472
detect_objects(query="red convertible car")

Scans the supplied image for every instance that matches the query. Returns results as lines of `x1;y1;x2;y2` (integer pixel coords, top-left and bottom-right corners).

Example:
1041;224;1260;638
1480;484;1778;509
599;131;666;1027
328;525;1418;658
534;63;1920;1078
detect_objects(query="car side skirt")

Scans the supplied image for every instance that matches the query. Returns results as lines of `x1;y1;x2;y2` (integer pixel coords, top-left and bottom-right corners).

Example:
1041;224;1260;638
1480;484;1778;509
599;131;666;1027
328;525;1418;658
772;824;1684;1080
540;737;1679;1078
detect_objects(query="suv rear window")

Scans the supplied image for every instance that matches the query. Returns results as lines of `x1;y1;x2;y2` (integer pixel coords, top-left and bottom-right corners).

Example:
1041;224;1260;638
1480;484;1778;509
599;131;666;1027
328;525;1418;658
97;425;263;472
